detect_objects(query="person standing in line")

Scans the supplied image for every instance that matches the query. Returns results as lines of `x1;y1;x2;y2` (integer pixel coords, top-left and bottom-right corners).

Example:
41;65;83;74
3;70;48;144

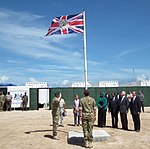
105;91;111;104
59;93;66;127
0;91;5;111
5;92;12;111
127;91;132;103
21;92;28;111
79;90;96;148
97;92;107;127
116;92;121;100
108;92;120;128
73;94;80;126
138;90;144;112
119;91;129;130
130;91;141;132
51;92;61;140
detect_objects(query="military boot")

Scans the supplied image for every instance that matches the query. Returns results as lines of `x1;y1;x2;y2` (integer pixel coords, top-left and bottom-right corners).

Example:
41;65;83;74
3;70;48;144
53;135;60;140
84;140;89;148
88;141;93;148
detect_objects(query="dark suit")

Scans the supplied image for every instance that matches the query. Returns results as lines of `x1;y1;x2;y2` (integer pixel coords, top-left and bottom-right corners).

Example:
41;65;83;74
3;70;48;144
119;96;129;130
130;96;141;131
109;97;119;128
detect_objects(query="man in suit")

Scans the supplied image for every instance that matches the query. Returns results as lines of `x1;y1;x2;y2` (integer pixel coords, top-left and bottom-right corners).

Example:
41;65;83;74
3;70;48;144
130;91;141;132
119;91;129;130
108;92;120;128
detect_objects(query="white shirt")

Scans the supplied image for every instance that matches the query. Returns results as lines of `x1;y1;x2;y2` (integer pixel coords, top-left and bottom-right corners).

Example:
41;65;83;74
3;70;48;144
113;97;115;101
133;96;136;103
74;99;80;109
60;98;65;112
121;96;125;102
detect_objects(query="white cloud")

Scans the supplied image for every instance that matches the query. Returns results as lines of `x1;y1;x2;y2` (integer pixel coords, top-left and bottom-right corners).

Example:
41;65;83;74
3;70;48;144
136;74;150;81
0;75;9;83
114;45;150;59
60;80;69;86
29;78;39;82
0;9;83;64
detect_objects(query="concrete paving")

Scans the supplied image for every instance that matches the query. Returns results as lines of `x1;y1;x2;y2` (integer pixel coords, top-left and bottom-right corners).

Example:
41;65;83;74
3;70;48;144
67;130;111;145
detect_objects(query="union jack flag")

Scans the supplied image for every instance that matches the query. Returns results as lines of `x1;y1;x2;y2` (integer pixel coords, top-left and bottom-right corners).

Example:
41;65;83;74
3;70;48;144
46;12;84;36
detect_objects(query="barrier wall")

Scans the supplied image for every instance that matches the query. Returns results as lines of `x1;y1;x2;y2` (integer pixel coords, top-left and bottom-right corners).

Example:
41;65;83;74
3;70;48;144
29;86;150;110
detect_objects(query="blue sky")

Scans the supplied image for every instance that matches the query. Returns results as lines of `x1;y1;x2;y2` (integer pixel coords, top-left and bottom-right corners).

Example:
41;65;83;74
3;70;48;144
0;0;150;86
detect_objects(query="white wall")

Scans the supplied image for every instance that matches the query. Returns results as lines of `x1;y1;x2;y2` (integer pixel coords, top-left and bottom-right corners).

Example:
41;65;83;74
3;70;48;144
38;89;49;107
7;86;29;108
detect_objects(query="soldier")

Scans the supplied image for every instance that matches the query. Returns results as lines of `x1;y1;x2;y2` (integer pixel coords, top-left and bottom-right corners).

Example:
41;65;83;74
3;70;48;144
79;90;96;148
0;91;5;111
22;92;28;111
5;92;12;111
51;92;61;140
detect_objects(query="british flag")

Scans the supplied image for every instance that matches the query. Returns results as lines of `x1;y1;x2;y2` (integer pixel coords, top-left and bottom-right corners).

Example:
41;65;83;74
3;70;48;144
46;12;84;36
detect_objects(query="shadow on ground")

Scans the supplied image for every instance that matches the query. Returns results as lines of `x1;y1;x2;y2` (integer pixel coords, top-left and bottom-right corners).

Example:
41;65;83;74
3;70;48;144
25;129;68;134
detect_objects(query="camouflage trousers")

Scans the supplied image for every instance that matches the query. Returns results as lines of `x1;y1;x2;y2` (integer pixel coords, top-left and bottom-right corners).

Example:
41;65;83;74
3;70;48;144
52;115;59;136
22;101;28;111
82;118;94;142
6;100;11;111
0;102;3;111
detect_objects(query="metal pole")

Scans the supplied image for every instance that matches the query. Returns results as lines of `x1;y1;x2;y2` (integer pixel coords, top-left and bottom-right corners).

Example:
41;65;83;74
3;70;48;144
133;68;134;81
83;10;88;89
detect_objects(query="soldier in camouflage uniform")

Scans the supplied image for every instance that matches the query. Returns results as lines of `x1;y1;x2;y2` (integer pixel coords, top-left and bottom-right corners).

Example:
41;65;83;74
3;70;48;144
51;92;61;140
5;92;12;111
79;90;96;148
0;91;5;111
22;92;28;111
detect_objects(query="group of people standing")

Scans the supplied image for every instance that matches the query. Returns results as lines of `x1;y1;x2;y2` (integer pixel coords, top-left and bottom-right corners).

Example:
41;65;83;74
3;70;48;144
51;89;144;148
97;90;144;132
0;91;13;111
52;90;137;148
0;91;28;111
51;90;96;148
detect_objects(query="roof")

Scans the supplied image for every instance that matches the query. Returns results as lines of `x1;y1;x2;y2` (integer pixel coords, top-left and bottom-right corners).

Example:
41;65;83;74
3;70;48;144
0;83;17;86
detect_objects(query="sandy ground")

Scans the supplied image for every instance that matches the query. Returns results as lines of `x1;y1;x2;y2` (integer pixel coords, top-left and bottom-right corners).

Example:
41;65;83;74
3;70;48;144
0;107;150;149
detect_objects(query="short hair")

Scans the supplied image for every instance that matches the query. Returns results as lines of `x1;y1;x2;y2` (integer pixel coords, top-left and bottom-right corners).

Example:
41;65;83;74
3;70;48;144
112;92;115;95
55;92;60;96
84;90;89;96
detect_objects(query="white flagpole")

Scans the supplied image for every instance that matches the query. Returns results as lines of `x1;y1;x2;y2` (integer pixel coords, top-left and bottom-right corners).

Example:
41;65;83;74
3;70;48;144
83;10;88;90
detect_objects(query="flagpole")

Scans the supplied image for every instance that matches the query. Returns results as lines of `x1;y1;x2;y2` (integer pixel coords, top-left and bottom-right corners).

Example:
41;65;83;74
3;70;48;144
83;10;88;90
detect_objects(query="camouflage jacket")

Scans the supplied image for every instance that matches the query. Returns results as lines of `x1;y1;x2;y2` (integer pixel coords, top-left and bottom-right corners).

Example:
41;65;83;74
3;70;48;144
52;97;60;116
0;95;5;104
79;96;96;119
22;95;28;102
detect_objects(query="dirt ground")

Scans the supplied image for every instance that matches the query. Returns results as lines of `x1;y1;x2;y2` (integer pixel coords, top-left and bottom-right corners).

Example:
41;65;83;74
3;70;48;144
0;107;150;149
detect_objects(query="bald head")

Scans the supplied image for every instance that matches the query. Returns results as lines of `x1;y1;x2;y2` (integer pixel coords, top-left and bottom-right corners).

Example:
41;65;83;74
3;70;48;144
121;91;126;96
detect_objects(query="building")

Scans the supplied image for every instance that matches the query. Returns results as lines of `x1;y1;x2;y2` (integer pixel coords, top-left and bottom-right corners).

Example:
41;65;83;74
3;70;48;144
137;80;150;86
71;81;92;87
25;82;48;88
98;81;119;87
